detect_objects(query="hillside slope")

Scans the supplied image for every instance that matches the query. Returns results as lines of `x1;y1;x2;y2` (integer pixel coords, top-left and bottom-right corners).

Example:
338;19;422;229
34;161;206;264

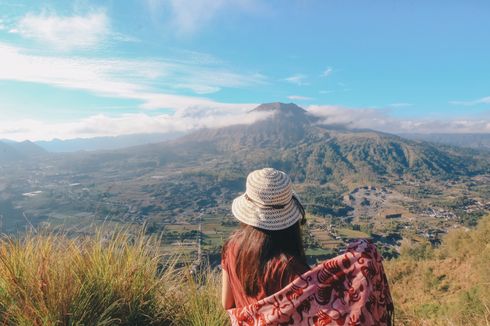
401;133;490;151
50;103;489;223
138;103;489;185
0;140;47;164
60;103;489;186
385;215;490;325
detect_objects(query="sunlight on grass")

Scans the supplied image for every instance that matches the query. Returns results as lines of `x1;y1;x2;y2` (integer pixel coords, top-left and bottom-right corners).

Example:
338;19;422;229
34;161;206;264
0;217;488;325
0;229;226;326
385;215;490;326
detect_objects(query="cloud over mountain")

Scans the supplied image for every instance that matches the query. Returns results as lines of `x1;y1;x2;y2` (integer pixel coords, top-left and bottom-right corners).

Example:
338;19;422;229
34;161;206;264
307;105;490;134
2;102;488;142
0;105;274;141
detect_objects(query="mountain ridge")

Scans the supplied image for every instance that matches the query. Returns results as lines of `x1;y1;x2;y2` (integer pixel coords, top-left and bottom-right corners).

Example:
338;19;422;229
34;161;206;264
111;103;490;188
5;103;489;187
400;133;490;151
167;102;486;181
35;132;184;153
0;140;46;163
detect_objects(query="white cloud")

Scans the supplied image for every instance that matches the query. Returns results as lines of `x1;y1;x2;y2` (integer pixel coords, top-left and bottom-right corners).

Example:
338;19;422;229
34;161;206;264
14;10;109;51
449;96;490;106
307;105;387;127
0;42;264;108
284;74;308;86
164;0;227;35
0;107;273;141
307;105;490;134
147;0;260;35
287;95;313;101
322;67;333;77
2;102;489;141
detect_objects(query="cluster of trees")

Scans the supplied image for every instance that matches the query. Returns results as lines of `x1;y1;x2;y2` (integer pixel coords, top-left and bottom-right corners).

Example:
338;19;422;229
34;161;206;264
300;186;353;217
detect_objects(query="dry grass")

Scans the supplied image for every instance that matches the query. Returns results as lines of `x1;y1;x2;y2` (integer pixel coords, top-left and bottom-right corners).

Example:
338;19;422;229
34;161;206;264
0;229;227;326
0;217;488;325
385;216;490;325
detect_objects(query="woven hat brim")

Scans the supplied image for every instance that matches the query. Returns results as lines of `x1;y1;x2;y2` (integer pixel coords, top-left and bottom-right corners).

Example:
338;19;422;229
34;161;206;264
231;194;302;231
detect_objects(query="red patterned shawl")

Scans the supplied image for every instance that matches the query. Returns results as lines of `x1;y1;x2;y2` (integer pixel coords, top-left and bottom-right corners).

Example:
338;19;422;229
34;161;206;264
227;239;393;326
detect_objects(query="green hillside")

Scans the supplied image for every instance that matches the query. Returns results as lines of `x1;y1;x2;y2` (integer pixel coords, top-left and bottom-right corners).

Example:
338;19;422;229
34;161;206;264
64;103;490;186
385;215;490;325
41;102;488;226
151;103;489;186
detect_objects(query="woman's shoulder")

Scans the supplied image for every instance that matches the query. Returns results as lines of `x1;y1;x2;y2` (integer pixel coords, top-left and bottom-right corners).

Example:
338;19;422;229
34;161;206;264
223;234;239;253
221;234;240;267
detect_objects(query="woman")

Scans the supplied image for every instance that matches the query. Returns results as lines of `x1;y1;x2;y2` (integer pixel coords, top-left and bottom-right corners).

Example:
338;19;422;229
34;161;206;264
221;167;310;309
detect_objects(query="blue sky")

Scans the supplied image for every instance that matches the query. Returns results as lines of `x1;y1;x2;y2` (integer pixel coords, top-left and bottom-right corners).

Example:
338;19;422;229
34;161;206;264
0;0;489;140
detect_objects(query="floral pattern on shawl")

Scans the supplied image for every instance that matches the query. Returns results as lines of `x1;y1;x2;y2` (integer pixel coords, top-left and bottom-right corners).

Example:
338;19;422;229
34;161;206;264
227;239;393;326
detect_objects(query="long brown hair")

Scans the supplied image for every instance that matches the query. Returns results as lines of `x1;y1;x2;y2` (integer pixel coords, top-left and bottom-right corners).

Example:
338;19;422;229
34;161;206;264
223;221;307;297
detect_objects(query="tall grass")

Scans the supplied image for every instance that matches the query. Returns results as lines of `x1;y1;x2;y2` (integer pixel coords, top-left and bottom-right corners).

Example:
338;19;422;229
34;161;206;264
385;215;490;326
0;229;227;326
1;217;488;325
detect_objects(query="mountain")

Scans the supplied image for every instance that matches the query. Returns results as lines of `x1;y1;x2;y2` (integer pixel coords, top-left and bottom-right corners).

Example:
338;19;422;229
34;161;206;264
175;102;318;150
63;103;490;184
19;103;489;184
400;133;490;151
0;142;22;162
0;140;47;163
10;140;47;157
141;103;489;185
35;132;184;152
39;102;489;227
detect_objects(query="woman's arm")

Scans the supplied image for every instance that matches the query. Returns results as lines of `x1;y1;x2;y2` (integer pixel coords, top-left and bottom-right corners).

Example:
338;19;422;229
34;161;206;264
222;269;235;309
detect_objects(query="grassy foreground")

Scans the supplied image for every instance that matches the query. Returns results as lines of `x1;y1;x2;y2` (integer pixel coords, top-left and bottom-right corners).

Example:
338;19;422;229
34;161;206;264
0;217;489;325
385;215;490;325
0;230;227;326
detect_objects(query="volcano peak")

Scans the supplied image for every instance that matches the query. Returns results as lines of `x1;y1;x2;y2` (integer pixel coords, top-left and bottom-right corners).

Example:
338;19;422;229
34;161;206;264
250;102;306;113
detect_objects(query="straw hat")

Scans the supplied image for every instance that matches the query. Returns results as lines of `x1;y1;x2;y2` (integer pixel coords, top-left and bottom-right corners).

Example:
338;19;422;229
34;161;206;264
231;168;304;231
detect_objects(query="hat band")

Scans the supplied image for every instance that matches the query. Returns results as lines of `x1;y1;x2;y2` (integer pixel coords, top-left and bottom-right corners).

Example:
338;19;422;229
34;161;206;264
244;193;291;209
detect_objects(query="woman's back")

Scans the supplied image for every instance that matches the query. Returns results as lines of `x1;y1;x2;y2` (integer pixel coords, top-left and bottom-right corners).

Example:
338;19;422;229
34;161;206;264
221;168;309;310
221;168;393;325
